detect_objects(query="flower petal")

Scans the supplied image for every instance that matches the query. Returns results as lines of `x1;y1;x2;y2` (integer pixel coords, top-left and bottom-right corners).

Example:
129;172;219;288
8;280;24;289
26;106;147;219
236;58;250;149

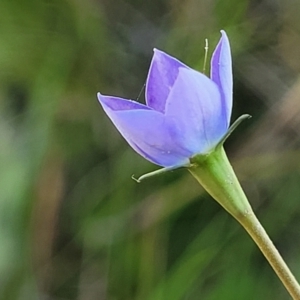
165;68;227;155
97;92;151;111
210;30;232;127
98;93;191;167
146;49;190;113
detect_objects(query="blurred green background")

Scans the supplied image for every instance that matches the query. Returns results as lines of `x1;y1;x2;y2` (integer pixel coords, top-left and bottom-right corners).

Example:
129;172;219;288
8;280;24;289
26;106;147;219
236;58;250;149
1;0;300;299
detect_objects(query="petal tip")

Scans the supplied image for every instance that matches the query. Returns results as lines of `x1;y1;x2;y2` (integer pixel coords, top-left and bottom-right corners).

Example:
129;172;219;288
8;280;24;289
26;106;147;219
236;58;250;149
152;48;166;57
97;92;106;105
219;30;229;42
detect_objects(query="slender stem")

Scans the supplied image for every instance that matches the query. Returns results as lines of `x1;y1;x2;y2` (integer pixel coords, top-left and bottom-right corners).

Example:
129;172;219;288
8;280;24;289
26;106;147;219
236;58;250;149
238;212;300;299
189;147;300;299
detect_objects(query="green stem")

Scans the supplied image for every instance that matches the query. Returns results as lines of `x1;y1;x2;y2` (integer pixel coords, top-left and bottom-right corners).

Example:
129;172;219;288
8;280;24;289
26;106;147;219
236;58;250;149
240;211;300;300
189;147;300;299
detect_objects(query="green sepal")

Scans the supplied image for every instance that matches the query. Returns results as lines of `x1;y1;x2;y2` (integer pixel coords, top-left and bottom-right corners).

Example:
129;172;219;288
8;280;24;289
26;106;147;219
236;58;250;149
132;164;188;183
216;114;251;149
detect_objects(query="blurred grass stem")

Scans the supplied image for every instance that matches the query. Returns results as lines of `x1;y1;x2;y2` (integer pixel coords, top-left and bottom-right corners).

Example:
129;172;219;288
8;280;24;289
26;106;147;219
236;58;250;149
189;147;300;299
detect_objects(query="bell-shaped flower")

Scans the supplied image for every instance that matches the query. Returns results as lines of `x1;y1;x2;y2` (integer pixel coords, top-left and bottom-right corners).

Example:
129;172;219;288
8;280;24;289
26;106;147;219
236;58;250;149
98;30;232;168
97;33;299;298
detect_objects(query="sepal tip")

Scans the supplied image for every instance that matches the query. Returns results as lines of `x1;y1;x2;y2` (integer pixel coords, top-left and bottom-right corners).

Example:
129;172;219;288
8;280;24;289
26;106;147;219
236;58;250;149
216;114;251;148
131;164;188;183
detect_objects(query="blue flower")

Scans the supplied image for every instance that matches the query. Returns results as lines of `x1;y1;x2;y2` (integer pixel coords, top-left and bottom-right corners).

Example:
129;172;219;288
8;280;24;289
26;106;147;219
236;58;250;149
98;30;232;168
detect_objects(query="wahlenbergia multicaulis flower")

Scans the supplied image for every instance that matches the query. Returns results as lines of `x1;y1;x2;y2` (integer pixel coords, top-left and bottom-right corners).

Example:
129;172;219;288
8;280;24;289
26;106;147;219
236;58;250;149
97;31;300;298
98;30;234;169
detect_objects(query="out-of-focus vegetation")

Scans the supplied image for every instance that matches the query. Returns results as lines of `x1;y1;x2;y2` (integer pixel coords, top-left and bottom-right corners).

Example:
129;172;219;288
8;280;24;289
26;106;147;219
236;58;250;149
1;0;300;299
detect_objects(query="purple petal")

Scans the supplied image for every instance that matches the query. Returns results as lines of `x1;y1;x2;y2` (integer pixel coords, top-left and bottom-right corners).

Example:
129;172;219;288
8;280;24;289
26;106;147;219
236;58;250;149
210;30;232;127
98;93;191;167
145;49;190;113
165;68;227;154
98;93;152;111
